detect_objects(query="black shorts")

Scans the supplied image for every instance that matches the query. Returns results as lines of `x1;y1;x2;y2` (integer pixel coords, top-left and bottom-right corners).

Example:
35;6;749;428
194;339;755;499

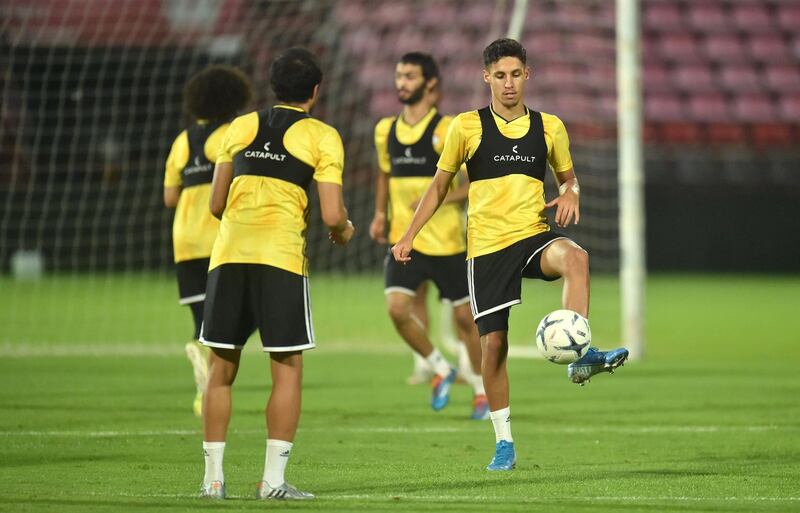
384;249;470;305
200;263;315;353
176;258;210;305
467;231;570;321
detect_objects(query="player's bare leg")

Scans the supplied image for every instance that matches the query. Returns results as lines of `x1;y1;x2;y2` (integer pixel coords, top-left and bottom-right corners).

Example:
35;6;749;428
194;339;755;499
407;282;434;385
387;291;456;410
200;347;241;498
453;303;489;419
481;330;515;470
540;239;628;384
540;239;589;317
266;351;303;441
204;348;241;441
255;350;313;500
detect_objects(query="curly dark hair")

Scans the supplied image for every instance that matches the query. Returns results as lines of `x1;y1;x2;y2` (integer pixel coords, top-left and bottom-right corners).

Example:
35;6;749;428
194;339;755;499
483;38;527;68
269;47;323;103
183;65;253;122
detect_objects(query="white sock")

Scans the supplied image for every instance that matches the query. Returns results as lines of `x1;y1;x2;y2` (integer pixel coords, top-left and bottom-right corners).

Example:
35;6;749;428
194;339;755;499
263;439;293;487
471;375;486;396
490;407;513;442
413;352;432;375
202;441;225;484
425;348;452;378
457;342;485;395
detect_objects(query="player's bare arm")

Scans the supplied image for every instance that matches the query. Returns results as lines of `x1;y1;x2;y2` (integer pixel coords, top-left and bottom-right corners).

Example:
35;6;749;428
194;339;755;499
164;186;181;208
369;170;389;243
391;168;455;262
545;168;580;227
209;161;233;219
318;181;354;245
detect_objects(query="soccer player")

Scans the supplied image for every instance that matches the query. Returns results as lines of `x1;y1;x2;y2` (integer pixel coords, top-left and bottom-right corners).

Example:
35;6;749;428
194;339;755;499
163;65;253;417
391;39;629;471
197;47;354;500
370;52;487;419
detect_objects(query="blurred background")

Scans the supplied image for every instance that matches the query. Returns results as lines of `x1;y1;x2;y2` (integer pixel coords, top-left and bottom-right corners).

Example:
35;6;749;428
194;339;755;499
1;0;798;349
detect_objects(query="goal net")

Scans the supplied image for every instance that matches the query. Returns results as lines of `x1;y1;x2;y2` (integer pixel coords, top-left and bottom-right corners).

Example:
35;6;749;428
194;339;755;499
0;0;621;350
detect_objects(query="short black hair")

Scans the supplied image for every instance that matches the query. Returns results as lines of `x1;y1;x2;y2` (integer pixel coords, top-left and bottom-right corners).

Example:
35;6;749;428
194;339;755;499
183;65;253;122
483;38;527;68
398;52;440;82
269;47;323;103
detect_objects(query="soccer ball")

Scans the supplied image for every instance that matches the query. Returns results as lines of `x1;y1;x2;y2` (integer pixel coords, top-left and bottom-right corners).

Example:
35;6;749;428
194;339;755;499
535;309;592;364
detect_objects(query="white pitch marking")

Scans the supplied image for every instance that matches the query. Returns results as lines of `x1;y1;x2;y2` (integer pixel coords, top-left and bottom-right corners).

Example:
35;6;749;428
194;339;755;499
0;425;793;438
71;490;800;502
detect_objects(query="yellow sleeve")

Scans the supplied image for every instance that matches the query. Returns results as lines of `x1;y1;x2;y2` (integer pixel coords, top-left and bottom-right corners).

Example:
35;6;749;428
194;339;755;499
543;113;574;173
373;117;395;174
433;115;452;155
436;113;468;173
216;112;258;164
204;123;230;163
164;130;188;187
313;125;344;185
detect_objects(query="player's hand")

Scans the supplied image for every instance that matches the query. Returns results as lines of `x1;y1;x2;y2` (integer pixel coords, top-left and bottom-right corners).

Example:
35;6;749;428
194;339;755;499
391;237;413;263
368;214;387;243
545;186;580;228
329;220;355;246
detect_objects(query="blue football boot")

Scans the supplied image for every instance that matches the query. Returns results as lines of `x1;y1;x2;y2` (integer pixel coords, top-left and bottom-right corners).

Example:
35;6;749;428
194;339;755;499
486;440;516;471
567;347;629;385
431;368;457;411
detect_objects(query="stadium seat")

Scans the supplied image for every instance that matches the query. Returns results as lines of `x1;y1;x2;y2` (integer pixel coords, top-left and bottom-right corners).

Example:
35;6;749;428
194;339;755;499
776;3;800;33
687;2;730;33
659;122;702;145
643;2;684;32
717;65;763;94
460;3;494;30
524;31;563;56
645;93;685;122
765;65;800;93
733;94;777;122
659;33;703;62
747;35;791;63
703;34;747;63
373;2;413;27
731;3;774;33
688;93;730;122
777;95;800;121
673;65;716;93
751;123;793;146
567;32;614;59
418;2;457;29
582;64;616;93
334;1;366;27
548;94;593;122
536;62;581;91
553;3;595;30
643;63;673;94
706;123;746;144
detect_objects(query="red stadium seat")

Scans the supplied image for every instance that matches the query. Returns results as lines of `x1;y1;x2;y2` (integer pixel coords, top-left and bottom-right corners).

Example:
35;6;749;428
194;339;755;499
645;93;685;121
536;62;581;91
717;65;763;94
688;93;730;122
703;34;746;63
553;3;595;30
731;3;774;32
706;123;746;144
418;2;457;29
524;31;563;55
747;35;791;64
776;3;800;32
687;2;730;33
659;33;703;62
778;95;800;121
733;94;777;122
582;64;616;93
335;1;366;27
765;65;800;93
673;65;716;93
565;32;614;59
643;2;684;32
643;63;673;93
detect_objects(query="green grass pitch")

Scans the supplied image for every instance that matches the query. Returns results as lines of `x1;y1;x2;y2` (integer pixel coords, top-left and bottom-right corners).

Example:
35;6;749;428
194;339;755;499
1;273;799;512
